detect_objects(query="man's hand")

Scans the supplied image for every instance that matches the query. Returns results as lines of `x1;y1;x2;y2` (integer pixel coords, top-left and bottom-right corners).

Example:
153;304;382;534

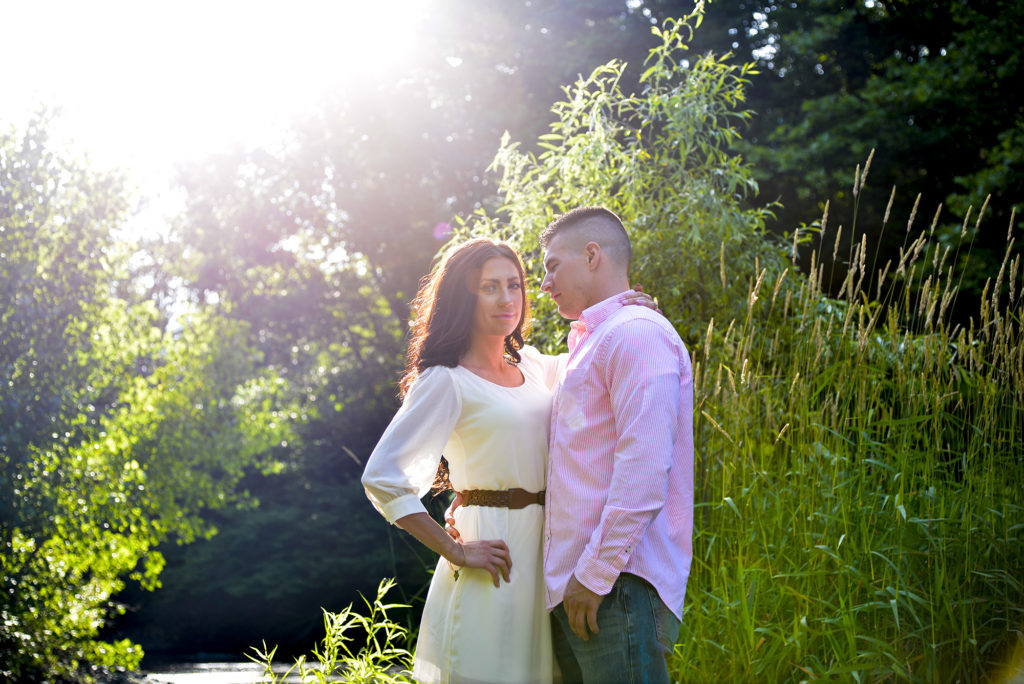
444;490;464;542
564;574;604;641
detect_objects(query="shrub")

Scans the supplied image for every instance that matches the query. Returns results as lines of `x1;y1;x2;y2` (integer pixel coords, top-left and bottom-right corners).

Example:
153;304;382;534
455;11;1023;682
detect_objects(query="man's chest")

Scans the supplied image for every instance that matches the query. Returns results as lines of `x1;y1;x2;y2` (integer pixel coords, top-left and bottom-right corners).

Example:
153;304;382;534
552;346;615;440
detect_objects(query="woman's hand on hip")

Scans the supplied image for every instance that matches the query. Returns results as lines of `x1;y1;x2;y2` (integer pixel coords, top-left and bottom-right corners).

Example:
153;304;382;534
449;539;512;588
444;490;464;542
393;511;509;587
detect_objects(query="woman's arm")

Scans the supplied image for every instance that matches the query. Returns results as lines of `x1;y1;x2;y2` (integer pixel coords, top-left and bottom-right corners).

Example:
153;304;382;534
362;368;513;586
361;367;461;522
395;512;512;587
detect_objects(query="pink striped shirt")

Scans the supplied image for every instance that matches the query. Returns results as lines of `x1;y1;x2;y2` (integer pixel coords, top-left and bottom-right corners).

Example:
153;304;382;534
543;291;694;619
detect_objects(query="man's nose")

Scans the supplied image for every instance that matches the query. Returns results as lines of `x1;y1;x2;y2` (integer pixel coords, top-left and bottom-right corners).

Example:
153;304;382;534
541;274;552;292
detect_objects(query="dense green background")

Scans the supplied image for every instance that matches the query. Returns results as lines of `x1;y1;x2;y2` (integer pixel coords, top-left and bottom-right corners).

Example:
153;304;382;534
2;1;1021;682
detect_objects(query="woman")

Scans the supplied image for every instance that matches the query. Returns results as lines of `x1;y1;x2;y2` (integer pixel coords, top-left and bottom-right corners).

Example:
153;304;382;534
361;238;650;683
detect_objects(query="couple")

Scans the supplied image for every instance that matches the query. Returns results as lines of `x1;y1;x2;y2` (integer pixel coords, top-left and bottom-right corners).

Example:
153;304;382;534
361;207;694;684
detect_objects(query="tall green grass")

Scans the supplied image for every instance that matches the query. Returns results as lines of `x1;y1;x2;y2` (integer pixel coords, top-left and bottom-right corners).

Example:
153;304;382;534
259;181;1020;682
674;168;1023;682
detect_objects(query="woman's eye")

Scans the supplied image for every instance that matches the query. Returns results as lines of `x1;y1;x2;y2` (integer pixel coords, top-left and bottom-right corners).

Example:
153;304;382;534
509;282;522;290
481;284;496;293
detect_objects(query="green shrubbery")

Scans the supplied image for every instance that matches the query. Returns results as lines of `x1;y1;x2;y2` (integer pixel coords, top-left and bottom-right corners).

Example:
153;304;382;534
671;187;1022;682
452;11;1022;682
278;15;1021;679
1;120;289;682
5;6;1021;682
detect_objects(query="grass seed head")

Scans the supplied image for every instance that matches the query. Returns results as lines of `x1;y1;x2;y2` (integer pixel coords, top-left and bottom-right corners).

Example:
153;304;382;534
975;195;990;233
720;241;727;287
929;204;942;236
859;149;875;194
876;260;892;299
907;194;921;233
820;200;830;242
1009;254;1019;304
883;185;895;226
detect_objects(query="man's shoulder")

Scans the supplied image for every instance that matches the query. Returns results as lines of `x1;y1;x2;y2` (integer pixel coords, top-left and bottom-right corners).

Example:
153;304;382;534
603;305;683;342
590;308;687;369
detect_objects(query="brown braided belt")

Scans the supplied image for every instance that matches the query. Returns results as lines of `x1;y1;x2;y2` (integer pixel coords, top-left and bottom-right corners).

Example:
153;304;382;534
463;488;545;509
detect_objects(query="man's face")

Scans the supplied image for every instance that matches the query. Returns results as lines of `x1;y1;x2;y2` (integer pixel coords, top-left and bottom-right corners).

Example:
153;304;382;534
541;232;591;320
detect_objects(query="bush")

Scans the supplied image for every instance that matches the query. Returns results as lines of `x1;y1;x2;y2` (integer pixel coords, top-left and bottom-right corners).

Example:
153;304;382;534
1;117;288;682
455;11;1023;682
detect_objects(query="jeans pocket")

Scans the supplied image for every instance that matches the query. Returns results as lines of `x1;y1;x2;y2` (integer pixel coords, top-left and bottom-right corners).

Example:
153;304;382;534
653;600;681;653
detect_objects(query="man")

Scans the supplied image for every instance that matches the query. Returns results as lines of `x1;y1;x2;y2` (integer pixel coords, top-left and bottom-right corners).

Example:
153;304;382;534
540;206;693;684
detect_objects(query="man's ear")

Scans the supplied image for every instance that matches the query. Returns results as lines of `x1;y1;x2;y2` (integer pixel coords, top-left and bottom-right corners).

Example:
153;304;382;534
584;242;601;269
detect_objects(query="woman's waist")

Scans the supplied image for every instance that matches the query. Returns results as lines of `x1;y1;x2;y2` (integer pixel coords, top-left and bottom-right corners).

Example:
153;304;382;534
452;501;545;525
452;505;544;547
448;477;546;492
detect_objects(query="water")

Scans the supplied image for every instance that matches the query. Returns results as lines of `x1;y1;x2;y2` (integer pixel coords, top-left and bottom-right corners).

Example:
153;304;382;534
142;661;309;684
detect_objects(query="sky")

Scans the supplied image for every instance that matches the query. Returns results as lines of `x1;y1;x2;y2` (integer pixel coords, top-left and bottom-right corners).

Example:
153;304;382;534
1;0;426;221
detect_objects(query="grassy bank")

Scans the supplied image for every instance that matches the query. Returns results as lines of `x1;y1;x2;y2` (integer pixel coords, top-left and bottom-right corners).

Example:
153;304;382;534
674;190;1022;682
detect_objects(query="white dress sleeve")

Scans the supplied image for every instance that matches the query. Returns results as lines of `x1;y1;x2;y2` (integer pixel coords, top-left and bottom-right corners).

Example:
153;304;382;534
360;366;462;524
519;344;568;391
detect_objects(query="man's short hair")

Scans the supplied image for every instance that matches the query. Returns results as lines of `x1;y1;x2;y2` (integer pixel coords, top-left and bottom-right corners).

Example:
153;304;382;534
540;206;632;270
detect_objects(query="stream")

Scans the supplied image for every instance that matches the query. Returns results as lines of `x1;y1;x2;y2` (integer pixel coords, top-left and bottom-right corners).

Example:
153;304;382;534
142;661;308;684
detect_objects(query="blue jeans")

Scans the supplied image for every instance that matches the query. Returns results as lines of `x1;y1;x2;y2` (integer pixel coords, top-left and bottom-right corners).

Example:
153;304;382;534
551;573;680;684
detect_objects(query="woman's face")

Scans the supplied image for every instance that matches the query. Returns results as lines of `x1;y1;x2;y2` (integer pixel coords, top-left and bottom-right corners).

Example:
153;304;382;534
471;257;523;339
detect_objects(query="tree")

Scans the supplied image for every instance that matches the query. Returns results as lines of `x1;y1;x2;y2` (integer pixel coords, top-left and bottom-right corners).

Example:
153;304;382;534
455;13;1023;679
640;0;1022;315
0;117;285;682
458;11;780;345
118;0;678;653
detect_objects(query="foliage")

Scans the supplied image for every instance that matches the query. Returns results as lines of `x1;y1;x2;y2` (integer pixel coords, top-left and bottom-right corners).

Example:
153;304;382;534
656;0;1024;310
1;118;287;682
457;10;780;347
111;476;433;655
670;166;1023;681
123;2;676;650
250;578;414;684
6;2;1022;679
458;13;1022;681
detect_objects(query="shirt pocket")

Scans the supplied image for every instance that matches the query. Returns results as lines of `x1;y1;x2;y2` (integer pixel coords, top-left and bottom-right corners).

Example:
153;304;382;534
557;368;589;432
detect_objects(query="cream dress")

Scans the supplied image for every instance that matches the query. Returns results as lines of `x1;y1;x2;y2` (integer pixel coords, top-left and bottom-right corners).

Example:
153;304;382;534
362;346;564;684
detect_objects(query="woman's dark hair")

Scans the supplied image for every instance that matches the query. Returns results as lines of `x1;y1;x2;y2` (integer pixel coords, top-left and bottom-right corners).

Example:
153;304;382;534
400;238;530;397
399;238;531;492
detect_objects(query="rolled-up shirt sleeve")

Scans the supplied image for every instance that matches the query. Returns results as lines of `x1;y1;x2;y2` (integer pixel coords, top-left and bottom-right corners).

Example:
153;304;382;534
574;320;681;593
360;366;462;524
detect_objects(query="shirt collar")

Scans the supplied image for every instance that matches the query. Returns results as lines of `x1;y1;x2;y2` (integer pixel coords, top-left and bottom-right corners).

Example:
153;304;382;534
569;289;633;346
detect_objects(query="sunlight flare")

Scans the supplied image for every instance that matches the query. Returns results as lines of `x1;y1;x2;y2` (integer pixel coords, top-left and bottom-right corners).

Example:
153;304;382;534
2;0;426;175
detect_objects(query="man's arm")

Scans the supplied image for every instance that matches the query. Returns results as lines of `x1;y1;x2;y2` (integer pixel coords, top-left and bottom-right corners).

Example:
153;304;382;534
565;317;682;639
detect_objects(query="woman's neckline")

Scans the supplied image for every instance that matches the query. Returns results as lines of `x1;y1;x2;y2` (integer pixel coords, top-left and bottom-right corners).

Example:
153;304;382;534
456;363;527;389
